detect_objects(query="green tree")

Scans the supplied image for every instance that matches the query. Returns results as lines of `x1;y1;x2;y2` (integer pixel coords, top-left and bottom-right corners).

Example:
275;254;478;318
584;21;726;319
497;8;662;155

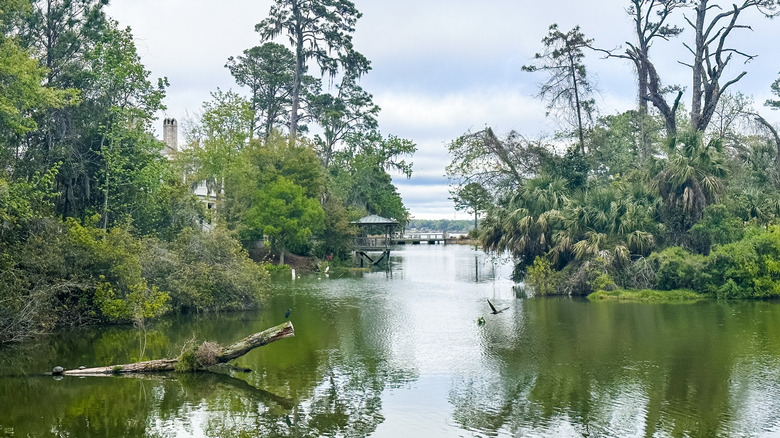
86;21;168;229
769;73;780;109
183;89;252;216
308;50;379;168
245;176;324;264
224;133;326;240
450;182;491;231
329;131;416;224
523;24;596;153
256;0;363;144
225;42;295;140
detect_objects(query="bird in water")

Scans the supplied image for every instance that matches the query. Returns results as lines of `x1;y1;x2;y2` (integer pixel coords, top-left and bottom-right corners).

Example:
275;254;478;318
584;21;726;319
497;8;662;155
487;299;509;315
285;308;291;319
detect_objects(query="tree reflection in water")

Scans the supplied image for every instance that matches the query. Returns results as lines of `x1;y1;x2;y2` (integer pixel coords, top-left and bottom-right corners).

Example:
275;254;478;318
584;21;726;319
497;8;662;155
448;299;780;437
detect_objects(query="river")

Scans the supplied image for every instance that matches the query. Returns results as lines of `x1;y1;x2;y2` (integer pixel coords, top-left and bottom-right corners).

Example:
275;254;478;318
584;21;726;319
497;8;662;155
2;244;780;437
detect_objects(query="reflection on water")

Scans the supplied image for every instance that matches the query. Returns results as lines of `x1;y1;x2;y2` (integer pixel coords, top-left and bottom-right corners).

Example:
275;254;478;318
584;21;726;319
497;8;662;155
2;245;780;437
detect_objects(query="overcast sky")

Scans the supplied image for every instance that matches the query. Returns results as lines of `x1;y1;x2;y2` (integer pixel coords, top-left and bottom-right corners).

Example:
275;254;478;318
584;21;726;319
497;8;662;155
107;0;780;220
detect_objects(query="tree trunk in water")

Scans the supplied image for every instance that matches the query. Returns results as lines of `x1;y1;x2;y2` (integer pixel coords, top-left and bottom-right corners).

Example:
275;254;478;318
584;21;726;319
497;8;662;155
59;322;294;376
279;248;285;265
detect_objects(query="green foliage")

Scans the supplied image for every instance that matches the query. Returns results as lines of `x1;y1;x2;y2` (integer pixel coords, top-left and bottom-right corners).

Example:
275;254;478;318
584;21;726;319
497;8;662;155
766;72;780;109
446;128;547;195
315;194;357;260
525;257;562;296
704;227;780;299
588;289;704;303
649;247;707;292
329;131;415;224
450;182;492;229
182;89;253;211
541;148;590;189
261;262;291;273
523;24;595;152
175;346;199;372
246;176;324;261
256;0;363;139
143;228;270;312
226;42;295;139
0;37;72;135
587;110;663;174
654;130;727;239
593;273;617;292
309;58;380;169
689;204;744;254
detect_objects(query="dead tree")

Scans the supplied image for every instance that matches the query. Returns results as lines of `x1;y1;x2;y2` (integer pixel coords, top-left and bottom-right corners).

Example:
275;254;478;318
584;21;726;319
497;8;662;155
54;321;294;376
684;0;779;133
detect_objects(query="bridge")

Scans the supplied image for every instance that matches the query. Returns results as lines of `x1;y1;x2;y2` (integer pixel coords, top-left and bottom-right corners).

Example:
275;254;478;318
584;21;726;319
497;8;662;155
392;232;456;245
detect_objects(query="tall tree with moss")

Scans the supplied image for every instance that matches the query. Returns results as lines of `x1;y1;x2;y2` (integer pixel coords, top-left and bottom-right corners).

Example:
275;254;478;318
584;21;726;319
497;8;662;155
255;0;363;145
308;49;379;169
226;42;295;141
523;24;596;153
329;131;416;224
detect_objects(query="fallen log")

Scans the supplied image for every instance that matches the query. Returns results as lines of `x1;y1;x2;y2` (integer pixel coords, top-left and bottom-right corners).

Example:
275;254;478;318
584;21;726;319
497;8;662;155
57;321;294;376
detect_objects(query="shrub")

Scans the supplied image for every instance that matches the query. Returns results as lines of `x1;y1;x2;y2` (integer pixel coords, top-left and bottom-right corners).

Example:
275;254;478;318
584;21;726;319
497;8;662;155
525;257;563;296
143;228;269;312
689;204;744;255
649;246;707;291
704;226;780;299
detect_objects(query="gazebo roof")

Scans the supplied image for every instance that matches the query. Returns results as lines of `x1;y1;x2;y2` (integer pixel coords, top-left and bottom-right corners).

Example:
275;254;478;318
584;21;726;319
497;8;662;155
351;214;399;226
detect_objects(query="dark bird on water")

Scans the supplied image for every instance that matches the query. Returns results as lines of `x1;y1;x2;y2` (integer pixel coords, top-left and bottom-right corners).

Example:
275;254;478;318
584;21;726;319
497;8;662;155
285;308;291;319
487;299;509;315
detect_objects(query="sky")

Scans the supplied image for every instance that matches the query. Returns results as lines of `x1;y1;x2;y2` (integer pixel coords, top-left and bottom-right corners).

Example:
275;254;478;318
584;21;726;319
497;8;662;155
107;0;780;220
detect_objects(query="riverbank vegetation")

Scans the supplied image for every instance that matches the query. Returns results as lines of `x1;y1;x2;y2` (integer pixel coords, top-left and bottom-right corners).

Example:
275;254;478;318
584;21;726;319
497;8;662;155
448;1;780;300
588;289;705;303
0;0;414;343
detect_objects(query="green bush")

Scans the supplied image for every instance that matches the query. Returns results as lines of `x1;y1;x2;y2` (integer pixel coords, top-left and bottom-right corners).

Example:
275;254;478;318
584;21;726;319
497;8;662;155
525;257;563;296
143;228;269;312
704;226;780;299
689;204;744;255
649;246;708;291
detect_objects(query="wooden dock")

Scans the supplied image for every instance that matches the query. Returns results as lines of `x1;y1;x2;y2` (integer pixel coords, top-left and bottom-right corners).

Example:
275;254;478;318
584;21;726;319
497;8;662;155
392;232;456;245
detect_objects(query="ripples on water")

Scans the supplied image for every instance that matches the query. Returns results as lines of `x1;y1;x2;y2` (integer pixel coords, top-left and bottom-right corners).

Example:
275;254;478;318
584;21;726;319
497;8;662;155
3;245;780;437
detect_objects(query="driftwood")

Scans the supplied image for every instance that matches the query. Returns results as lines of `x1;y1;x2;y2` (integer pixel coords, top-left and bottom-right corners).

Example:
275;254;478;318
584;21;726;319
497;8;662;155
58;321;294;376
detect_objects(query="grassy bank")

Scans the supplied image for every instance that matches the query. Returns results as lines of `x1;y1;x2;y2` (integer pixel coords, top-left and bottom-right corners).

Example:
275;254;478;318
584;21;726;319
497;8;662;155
588;289;708;303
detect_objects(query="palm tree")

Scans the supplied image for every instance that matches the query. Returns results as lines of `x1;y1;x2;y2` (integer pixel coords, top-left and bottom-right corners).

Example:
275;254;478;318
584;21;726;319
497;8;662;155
480;176;568;268
653;131;726;238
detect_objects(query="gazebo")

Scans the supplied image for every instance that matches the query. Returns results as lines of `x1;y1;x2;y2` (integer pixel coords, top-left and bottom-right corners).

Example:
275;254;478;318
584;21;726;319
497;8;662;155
351;214;400;266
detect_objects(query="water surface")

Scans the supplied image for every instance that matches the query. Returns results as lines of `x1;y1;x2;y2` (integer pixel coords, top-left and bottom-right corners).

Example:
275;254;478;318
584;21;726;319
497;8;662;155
2;244;780;437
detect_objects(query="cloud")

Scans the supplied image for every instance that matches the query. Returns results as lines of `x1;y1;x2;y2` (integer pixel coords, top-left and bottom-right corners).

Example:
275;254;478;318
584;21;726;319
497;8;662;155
107;0;780;219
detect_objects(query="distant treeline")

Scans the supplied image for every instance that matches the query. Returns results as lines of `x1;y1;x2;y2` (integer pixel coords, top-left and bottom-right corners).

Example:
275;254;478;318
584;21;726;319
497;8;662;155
406;219;474;233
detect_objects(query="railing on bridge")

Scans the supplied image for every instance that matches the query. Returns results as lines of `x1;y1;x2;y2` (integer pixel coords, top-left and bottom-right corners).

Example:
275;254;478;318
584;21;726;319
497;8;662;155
393;232;454;244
